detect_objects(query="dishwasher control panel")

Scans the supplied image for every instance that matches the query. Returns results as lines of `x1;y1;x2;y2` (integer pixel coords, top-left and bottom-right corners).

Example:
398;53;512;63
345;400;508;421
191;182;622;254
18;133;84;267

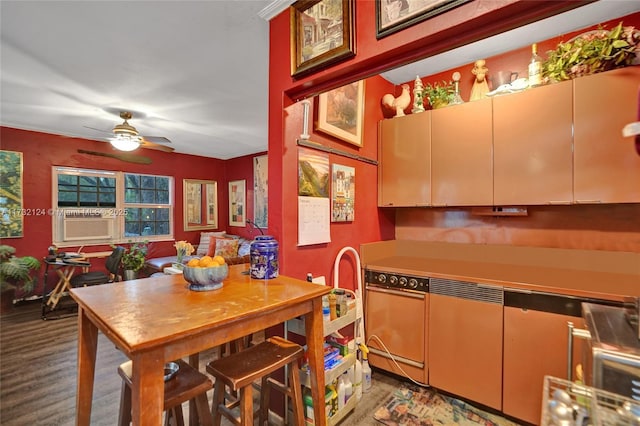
365;270;429;293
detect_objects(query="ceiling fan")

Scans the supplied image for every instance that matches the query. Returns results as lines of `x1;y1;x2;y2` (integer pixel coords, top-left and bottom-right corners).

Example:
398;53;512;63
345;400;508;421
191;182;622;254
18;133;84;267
86;111;174;152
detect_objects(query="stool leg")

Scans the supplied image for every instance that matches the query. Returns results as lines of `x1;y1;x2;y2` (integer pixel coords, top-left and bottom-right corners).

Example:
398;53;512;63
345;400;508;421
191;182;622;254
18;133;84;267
174;404;185;426
288;362;304;426
240;386;253;426
211;379;225;425
259;376;270;426
195;393;213;426
118;381;132;426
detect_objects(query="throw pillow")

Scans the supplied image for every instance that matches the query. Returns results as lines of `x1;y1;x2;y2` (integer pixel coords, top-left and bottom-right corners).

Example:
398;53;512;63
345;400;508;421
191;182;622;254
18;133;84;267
196;231;226;256
207;236;230;257
238;239;251;257
214;238;239;258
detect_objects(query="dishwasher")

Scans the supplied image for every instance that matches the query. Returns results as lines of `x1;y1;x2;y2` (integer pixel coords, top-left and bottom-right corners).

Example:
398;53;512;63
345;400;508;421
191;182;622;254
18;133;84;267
428;278;504;410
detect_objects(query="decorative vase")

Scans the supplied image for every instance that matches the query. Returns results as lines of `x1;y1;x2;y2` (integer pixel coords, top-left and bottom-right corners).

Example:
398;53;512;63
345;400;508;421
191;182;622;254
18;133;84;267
123;269;137;281
250;235;279;280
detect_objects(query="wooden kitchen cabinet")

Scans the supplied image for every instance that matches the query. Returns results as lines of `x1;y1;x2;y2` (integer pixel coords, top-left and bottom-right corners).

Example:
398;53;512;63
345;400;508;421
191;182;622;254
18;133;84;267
428;284;503;410
378;113;431;207
431;98;493;206
493;80;573;205
573;66;640;203
503;304;585;424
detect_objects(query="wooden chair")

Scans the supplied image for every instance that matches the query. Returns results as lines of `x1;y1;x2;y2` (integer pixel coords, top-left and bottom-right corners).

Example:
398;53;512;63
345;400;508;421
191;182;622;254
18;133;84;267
206;336;304;426
117;359;213;426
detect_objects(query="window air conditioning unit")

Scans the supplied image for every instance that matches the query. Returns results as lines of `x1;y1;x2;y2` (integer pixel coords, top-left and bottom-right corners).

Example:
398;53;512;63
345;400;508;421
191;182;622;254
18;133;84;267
62;210;115;241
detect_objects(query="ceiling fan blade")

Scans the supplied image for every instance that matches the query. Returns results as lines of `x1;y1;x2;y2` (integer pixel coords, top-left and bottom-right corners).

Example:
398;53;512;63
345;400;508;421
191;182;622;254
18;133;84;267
141;136;172;144
84;125;112;134
140;141;175;152
77;149;152;165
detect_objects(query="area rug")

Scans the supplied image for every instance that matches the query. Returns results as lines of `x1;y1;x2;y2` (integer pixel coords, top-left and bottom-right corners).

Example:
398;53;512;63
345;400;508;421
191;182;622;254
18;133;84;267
373;384;520;426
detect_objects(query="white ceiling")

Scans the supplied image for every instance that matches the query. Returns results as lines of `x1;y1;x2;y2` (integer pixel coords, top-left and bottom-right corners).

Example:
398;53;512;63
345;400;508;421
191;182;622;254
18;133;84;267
1;1;638;159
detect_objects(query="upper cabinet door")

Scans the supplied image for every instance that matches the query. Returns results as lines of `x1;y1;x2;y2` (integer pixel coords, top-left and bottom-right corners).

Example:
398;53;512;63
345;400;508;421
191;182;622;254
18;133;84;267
378;113;431;207
574;66;640;203
493;80;574;205
431;98;493;206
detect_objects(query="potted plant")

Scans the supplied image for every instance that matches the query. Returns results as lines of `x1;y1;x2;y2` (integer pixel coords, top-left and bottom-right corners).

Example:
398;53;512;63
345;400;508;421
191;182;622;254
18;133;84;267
543;22;640;83
120;241;148;280
422;80;455;109
0;245;40;313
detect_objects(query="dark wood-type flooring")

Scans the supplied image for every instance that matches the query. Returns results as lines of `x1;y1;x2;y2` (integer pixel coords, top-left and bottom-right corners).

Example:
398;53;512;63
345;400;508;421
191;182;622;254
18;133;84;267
0;300;403;425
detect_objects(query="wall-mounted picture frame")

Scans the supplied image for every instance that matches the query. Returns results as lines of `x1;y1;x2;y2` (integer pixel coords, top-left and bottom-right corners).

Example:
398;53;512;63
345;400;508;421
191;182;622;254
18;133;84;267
376;0;471;39
229;180;246;227
0;150;24;238
331;163;355;222
290;0;355;78
184;179;217;231
316;80;365;147
253;155;268;228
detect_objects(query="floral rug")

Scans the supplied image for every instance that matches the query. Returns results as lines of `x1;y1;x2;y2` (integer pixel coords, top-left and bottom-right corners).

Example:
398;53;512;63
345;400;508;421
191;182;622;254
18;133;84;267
373;384;521;426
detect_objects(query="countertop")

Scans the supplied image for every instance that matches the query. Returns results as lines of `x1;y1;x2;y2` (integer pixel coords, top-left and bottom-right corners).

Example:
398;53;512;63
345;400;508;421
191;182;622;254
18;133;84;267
360;241;640;302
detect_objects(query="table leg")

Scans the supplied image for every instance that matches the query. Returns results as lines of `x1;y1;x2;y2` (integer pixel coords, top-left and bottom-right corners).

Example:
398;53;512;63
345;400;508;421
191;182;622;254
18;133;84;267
304;297;327;426
131;351;164;425
76;307;98;426
189;353;200;426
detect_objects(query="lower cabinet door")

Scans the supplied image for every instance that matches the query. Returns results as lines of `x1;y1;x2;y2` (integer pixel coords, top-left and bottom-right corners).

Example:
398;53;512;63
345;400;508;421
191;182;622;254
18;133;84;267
503;306;584;424
428;293;503;410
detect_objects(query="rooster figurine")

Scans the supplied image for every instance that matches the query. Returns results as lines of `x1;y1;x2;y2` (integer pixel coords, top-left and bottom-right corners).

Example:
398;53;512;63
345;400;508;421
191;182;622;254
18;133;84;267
382;84;411;117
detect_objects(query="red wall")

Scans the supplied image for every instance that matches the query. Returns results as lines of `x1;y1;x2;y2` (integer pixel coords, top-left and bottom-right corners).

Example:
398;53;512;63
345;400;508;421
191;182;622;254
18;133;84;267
0;126;265;295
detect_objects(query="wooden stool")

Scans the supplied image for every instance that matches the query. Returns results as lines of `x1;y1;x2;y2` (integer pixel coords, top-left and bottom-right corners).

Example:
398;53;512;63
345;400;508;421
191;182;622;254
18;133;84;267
206;336;304;426
118;359;213;426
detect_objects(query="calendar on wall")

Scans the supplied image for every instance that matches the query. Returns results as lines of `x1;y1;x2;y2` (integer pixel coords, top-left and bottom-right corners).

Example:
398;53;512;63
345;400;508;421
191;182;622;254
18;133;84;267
298;196;330;246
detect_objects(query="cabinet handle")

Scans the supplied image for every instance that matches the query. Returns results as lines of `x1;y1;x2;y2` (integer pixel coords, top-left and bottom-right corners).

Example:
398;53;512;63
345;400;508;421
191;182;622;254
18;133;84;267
567;321;591;381
548;201;572;205
574;200;602;204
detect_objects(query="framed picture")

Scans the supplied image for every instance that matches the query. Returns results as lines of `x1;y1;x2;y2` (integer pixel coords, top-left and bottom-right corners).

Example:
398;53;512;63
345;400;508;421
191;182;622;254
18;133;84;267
229;180;246;227
253;155;268;228
0;150;24;238
331;163;355;222
184;179;217;231
316;80;365;147
290;0;355;78
376;0;471;39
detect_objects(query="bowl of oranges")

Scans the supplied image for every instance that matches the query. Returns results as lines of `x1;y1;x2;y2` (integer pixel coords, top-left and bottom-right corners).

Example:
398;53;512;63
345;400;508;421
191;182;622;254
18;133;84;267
183;255;228;291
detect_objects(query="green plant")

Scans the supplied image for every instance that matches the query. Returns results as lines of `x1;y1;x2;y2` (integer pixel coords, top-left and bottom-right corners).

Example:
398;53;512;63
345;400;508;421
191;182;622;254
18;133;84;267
0;245;40;293
119;241;148;272
543;22;640;82
422;81;455;109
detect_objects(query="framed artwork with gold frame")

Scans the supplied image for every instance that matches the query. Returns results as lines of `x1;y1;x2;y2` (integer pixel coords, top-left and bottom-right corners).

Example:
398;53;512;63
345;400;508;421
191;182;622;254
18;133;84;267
290;0;355;78
183;179;217;231
375;0;471;39
316;80;365;147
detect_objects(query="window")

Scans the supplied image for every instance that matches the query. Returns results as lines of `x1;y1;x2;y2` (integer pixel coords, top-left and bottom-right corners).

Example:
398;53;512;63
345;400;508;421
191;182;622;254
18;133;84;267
52;167;173;246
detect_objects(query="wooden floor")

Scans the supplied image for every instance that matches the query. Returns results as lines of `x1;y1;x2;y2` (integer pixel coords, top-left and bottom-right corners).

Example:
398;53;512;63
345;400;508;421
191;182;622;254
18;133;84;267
0;300;403;426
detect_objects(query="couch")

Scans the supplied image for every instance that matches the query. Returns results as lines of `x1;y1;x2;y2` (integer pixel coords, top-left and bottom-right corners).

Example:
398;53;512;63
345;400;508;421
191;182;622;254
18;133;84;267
143;232;251;276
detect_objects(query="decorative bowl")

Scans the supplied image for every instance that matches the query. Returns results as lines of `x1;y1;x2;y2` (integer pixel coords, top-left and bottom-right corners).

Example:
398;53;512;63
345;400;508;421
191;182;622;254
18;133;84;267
183;263;229;291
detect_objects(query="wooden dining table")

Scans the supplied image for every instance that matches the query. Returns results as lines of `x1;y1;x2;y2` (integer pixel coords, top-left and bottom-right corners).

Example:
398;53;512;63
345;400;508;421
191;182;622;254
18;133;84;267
70;263;331;425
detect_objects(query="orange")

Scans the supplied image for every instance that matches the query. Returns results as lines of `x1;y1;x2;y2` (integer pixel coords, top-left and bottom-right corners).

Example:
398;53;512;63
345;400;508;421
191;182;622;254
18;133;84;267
213;255;226;265
187;258;200;267
198;256;213;267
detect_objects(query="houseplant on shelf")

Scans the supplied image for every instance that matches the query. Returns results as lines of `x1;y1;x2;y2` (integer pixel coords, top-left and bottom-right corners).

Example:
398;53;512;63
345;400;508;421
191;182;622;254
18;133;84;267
422;80;455;109
119;241;148;280
0;245;40;313
543;22;640;83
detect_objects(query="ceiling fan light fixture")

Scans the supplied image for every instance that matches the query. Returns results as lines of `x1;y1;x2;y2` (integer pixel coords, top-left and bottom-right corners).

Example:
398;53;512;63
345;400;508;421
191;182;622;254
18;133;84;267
109;134;142;151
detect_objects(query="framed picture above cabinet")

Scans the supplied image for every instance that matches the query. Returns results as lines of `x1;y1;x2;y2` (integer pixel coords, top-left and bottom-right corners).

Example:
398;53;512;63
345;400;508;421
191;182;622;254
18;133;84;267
290;0;355;78
376;0;471;39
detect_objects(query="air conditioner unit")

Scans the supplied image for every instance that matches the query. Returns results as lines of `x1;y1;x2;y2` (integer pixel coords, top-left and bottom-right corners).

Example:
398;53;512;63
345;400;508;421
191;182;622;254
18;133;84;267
62;210;115;241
